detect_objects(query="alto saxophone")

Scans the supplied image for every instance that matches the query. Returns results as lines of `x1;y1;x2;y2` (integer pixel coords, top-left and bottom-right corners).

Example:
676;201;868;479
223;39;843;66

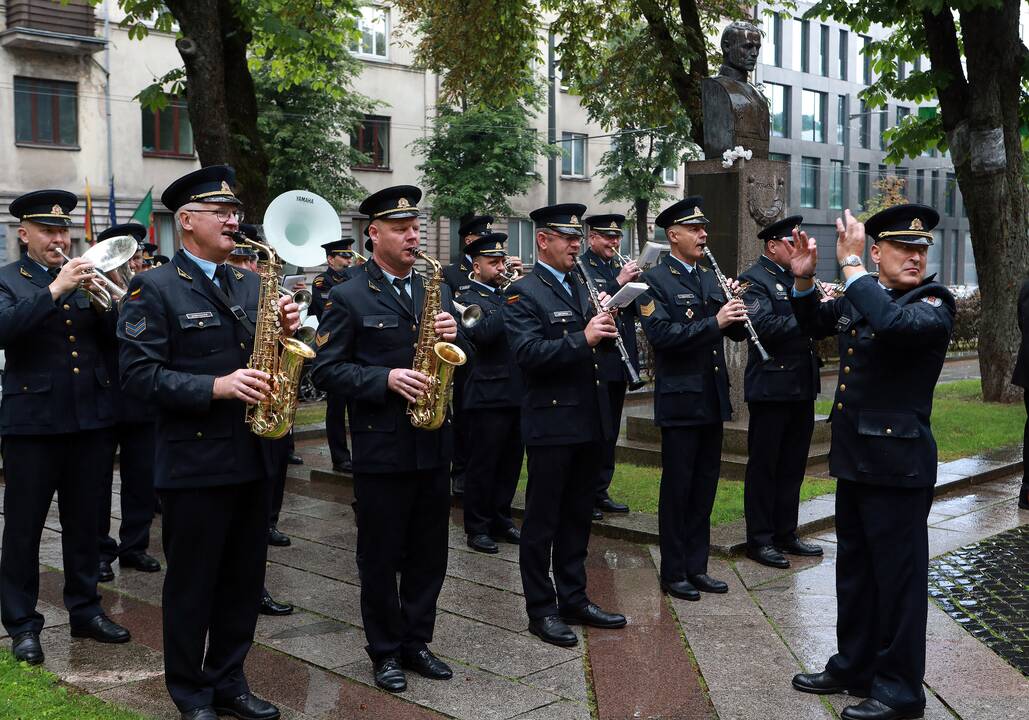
408;250;467;430
246;238;317;438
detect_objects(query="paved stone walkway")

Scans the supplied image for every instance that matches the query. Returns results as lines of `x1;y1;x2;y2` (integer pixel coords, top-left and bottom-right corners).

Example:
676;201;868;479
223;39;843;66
0;435;1026;719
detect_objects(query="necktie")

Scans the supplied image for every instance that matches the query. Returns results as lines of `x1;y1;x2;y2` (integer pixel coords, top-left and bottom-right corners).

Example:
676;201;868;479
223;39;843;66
561;273;574;297
48;267;59;280
393;277;413;313
214;264;229;288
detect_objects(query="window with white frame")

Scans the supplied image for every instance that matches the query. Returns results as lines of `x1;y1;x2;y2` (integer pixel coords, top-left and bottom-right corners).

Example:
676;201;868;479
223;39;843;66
661;164;678;185
506;219;536;264
350;6;388;59
561;132;587;177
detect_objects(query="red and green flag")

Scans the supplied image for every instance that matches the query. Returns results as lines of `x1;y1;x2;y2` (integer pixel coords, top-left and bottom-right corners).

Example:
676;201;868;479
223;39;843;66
130;188;154;241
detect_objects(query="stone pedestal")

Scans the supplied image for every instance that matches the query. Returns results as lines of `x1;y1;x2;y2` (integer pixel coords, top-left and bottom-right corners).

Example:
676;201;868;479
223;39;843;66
685;157;790;422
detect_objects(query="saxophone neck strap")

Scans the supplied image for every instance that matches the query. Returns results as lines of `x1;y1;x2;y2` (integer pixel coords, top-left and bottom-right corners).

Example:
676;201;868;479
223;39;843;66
207;275;256;338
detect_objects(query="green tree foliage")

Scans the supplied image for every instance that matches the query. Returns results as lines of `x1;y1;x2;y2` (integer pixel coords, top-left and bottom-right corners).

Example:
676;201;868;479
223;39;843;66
412;104;556;220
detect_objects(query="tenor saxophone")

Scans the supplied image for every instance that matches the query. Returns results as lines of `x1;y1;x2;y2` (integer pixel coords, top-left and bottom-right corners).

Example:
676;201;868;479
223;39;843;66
408;250;467;430
245;238;317;438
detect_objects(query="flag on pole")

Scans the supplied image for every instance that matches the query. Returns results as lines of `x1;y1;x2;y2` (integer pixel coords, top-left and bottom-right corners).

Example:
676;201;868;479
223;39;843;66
130;188;154;241
84;178;95;245
108;176;118;226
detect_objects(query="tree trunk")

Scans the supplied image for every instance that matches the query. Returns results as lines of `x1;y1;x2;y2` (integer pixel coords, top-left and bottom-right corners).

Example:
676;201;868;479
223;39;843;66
923;0;1029;402
634;197;650;251
164;0;269;219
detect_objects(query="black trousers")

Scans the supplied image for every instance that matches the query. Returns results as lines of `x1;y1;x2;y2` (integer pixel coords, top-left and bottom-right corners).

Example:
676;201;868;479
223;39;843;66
261;435;290;526
354;467;450;662
658;423;722;581
1021;393;1028;496
450;378;470;493
98;422;156;562
325;393;350;468
743;401;814;548
160;481;269;712
595;381;626;503
520;442;600;619
1;430;110;636
826;480;933;714
463;408;522;537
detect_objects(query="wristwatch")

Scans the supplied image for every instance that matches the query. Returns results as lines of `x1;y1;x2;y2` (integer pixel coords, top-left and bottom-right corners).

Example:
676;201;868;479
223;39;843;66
839;254;863;269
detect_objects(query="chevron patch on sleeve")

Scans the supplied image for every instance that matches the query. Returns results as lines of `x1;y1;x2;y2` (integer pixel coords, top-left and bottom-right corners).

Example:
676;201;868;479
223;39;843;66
124;317;146;338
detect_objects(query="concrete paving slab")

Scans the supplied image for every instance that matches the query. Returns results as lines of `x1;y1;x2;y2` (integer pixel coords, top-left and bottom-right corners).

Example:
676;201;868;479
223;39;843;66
510;700;592;720
931;498;1024;534
436;575;530;633
254;611;368;670
446;546;525;594
270;535;360;585
264;563;363;627
519;658;589;705
37;625;165;694
276;511;354;544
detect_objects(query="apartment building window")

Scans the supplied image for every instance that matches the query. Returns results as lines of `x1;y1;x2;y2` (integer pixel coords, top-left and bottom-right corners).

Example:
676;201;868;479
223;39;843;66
14;77;77;147
799;20;810;72
963;232;977;285
761;12;782;67
661;164;678;185
801;90;825;143
858;100;870;149
142;99;194;157
897;59;907;81
896;106;910;126
945;173;956;215
768;83;790;138
838;29;848;80
829;160;843;209
859;35;872;84
858;162;871;208
931;170;940;205
818;25;829;76
879;109;889;150
896;166;909;196
790;18;804;70
836;95;846;145
800;157;820;208
350;5;388;59
561;132;587;177
351;115;390;169
915;169;925;203
506;219;535;264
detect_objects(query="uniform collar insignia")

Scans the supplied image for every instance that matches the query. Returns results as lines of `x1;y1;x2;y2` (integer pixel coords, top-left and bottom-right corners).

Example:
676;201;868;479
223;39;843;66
589;258;597;266
231;268;244;280
177;266;192;281
669;264;681;275
368;280;381;293
19;266;32;278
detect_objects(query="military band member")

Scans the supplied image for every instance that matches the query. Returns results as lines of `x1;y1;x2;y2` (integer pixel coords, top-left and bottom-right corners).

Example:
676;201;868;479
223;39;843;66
786;206;954;720
505;203;626;648
312;238;355;473
456;233;524;554
311;185;463;693
119;166;298;720
581;214;640;516
442;215;492;294
141;242;159;270
97;222;161;583
739;215;826;568
0;190;132;666
637;197;748;602
1012;273;1029;510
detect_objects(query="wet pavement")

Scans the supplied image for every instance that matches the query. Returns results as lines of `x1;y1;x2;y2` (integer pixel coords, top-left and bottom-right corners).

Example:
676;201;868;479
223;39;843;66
0;436;1026;719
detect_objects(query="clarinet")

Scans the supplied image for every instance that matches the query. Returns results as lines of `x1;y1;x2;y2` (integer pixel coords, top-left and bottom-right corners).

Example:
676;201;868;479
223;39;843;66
574;256;643;387
701;246;771;362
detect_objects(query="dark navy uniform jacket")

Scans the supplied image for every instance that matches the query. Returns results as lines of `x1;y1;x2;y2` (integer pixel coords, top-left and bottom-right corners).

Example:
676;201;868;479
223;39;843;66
310;266;348;320
579;248;640;382
739;255;825;402
442;255;472;296
456;283;522;409
0;255;118;435
117;251;263;489
1012;278;1029;388
791;273;955;488
311;259;469;474
638;255;748;426
503;265;613;446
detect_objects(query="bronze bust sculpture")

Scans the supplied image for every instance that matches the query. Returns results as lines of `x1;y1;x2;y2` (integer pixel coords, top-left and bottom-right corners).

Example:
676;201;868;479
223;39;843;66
702;21;770;160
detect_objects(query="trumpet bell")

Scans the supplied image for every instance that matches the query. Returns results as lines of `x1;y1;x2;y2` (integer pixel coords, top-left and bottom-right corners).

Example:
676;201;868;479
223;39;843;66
451;301;483;328
82;235;139;272
263;190;342;267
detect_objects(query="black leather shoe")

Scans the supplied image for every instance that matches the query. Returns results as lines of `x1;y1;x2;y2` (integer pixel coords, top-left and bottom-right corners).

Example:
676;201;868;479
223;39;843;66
493;526;521;544
373;657;407;692
841;698;923;720
561;603;626;629
661;579;700;601
332;458;353;474
591;509;603;521
12;631;43;665
792;671;870;697
286;453;304;465
467;534;498;554
747;545;790;569
120;552;162;572
1018;483;1028;510
181;708;218;720
213;692;280;720
401;648;453;680
596;497;630;513
259;594;294;616
776;538;824;557
528;615;578;647
98;559;115;582
268;526;291;547
70;614;131;643
688;574;728;593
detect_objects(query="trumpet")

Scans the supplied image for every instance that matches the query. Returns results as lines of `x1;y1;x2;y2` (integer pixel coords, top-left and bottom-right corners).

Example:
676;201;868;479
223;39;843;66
816;279;845;299
352;250;368;264
614;249;633;266
451;301;483;328
279;286;312;314
57;235;139;310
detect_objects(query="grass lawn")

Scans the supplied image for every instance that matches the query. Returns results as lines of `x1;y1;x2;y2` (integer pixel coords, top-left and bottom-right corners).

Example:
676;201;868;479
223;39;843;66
294;401;327;427
0;651;149;720
816;379;1026;463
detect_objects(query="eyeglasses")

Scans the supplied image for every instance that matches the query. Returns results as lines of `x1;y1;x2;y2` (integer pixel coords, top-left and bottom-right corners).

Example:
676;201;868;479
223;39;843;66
189;208;244;223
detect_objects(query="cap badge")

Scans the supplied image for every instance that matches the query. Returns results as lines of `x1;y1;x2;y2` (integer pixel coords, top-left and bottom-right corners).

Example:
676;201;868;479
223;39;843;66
909;218;924;231
486;222;493;230
220;181;232;194
397;197;410;209
494;242;502;250
610;221;618;229
51;204;65;216
570;214;578;225
694;206;702;216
